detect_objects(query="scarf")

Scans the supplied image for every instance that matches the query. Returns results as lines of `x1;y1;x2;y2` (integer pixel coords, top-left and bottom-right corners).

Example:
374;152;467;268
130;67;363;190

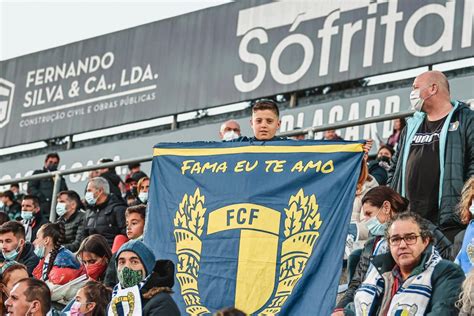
108;276;149;316
354;248;442;316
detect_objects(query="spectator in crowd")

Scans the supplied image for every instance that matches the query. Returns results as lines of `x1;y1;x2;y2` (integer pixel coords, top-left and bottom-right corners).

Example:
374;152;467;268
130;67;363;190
104;205;146;287
368;145;394;186
76;234;112;282
388;70;474;241
234;100;284;141
109;240;180;315
137;177;150;204
5;278;51;316
385;118;406;148
0;221;39;275
9;183;24;202
97;158;124;199
125;162;142;183
124;171;147;201
219;119;241;141
83;177;127;247
290;127;306;140
70;280;112;316
0;262;28;295
0;191;21;220
55;190;86;252
27;152;68;216
457;270;474;316
32;222;84;285
125;205;146;241
454;176;474;274
353;213;464;315
21;195;49;242
324;129;343;140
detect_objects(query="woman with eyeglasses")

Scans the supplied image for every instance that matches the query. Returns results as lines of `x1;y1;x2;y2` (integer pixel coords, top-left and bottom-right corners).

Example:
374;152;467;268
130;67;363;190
70;280;111;316
332;186;452;316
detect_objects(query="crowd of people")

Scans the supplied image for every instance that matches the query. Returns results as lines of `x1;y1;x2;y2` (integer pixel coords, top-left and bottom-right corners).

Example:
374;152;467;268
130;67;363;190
0;70;472;315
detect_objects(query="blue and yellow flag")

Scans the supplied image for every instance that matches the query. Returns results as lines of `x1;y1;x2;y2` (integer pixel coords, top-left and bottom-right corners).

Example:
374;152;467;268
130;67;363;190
144;140;363;315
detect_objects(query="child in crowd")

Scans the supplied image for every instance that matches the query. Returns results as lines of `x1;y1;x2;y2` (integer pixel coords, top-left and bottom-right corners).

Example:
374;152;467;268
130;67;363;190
70;280;112;316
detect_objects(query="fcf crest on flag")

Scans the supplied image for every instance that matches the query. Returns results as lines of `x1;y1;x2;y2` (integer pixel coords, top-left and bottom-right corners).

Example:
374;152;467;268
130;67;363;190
145;140;363;315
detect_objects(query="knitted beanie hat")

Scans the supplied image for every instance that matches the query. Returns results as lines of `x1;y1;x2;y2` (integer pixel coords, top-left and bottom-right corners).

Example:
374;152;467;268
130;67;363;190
116;240;155;275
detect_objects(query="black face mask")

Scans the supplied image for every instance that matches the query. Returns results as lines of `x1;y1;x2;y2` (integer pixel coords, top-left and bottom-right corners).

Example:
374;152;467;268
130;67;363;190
378;155;390;163
46;163;58;171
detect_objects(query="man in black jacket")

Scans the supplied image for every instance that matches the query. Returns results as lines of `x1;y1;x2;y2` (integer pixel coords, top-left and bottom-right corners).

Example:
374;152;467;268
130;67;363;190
56;190;86;252
0;190;21;220
0;221;39;276
84;177;127;247
27;152;68;217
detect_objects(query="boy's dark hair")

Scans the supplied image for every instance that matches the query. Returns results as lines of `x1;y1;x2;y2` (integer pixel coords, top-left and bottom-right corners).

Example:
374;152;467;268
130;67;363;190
125;204;146;220
2;190;14;201
252;99;279;117
0;221;26;239
378;145;395;156
45;152;60;161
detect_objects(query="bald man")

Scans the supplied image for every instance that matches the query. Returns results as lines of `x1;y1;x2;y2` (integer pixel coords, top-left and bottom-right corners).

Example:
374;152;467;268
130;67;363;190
388;71;473;242
219;120;241;141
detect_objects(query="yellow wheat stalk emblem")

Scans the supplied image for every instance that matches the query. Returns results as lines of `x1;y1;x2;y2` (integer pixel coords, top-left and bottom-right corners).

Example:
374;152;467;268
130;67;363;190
260;188;322;315
173;188;210;315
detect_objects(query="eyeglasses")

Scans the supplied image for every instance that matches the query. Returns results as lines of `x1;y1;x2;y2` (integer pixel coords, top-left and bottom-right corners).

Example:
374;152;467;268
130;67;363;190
388;234;420;246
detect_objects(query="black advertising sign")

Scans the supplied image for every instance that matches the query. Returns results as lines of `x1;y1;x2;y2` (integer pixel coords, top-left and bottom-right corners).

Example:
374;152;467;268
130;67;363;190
1;0;472;148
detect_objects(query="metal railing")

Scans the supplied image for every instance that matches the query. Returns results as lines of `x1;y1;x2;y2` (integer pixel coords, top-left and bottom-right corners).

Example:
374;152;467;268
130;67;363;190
0;110;415;222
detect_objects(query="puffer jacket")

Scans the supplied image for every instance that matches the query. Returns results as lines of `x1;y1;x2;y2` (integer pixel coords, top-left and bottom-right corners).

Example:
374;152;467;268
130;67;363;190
388;101;474;231
58;209;86;252
84;194;127;246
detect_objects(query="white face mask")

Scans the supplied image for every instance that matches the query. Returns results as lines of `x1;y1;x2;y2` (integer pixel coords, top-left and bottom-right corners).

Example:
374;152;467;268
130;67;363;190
138;191;148;203
469;200;474;216
410;89;424;112
222;130;239;141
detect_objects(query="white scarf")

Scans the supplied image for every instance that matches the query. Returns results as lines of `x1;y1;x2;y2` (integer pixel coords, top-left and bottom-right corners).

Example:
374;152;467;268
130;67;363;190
354;248;442;316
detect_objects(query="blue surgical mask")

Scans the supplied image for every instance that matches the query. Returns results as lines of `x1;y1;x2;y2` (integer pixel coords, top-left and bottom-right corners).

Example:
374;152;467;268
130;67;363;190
21;211;33;221
366;209;387;236
138;192;148;203
85;192;97;206
56;202;67;217
2;243;22;261
34;245;45;259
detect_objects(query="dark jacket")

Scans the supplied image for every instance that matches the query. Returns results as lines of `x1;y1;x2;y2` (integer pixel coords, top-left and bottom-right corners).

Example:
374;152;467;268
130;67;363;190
142;290;180;316
388;101;474;233
0;242;39;276
27;167;68;214
104;253;118;288
4;201;21;220
58;209;86;252
363;246;464;315
84;194;127;246
336;225;453;311
368;160;388;185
